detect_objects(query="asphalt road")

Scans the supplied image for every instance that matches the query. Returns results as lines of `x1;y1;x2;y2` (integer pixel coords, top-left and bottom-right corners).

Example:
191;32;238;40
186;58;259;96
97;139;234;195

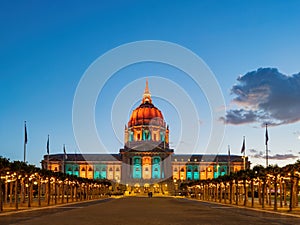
1;197;300;225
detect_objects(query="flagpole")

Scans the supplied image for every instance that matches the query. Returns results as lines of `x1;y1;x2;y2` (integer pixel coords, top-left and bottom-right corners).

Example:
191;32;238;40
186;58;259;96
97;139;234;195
266;124;269;167
63;144;66;174
24;121;27;163
47;135;50;170
243;150;246;170
216;154;219;177
243;136;246;170
228;145;231;175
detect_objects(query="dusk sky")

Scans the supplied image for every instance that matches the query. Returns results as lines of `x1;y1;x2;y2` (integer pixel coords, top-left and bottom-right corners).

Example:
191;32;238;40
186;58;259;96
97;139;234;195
1;0;300;167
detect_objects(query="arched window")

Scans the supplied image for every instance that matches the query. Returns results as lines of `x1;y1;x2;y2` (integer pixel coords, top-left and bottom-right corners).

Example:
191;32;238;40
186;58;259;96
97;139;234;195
144;130;150;140
129;131;134;141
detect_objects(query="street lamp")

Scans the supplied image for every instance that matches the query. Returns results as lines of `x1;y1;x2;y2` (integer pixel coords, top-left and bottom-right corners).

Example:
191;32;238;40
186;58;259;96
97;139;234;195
173;179;178;196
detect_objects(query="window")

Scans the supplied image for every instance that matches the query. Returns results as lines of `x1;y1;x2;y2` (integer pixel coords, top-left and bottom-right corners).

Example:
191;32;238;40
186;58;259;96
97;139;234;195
145;130;149;140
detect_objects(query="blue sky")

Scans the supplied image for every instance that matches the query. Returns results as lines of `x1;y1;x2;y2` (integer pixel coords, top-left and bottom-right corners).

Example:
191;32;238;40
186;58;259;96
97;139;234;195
1;0;300;167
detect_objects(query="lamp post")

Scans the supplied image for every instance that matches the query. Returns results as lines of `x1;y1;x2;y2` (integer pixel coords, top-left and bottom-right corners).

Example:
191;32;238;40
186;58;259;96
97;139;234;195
173;179;178;196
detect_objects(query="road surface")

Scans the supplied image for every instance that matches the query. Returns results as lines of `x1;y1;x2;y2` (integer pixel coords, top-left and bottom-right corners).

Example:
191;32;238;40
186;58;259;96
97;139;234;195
1;197;300;225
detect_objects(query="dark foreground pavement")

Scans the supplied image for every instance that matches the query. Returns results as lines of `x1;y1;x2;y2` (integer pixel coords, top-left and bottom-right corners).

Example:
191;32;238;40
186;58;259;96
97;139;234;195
1;197;300;225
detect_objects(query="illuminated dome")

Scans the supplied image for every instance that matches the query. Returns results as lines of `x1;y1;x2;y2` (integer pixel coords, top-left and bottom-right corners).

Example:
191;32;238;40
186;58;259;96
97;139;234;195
128;102;165;127
124;80;169;148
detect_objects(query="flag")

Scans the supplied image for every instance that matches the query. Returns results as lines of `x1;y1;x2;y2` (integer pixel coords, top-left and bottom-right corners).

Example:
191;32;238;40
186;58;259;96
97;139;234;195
46;135;50;154
265;124;269;145
63;144;67;160
241;137;245;154
24;122;28;144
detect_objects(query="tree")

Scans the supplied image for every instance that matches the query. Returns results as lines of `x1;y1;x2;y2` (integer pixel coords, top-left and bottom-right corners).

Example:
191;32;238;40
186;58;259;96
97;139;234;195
0;157;10;212
266;165;281;211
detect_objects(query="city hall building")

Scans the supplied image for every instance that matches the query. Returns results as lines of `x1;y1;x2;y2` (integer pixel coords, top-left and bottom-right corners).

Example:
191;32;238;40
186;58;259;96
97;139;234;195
42;81;248;184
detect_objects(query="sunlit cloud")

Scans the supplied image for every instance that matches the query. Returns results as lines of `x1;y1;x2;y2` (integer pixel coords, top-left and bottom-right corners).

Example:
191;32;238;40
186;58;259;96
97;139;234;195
249;148;298;160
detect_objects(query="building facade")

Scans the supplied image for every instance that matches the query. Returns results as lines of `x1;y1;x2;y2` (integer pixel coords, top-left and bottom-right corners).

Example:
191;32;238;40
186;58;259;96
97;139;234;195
42;81;249;184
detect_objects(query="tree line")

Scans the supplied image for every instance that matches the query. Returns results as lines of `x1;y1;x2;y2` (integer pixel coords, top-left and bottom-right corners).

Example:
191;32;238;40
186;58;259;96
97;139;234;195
182;161;300;211
0;156;111;212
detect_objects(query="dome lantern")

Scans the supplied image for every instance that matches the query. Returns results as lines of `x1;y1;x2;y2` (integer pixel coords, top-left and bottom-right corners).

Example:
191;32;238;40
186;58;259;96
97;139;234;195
142;79;152;104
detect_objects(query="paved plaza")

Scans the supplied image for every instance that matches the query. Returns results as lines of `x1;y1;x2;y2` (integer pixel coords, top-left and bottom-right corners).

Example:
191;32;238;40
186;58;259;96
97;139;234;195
1;197;300;225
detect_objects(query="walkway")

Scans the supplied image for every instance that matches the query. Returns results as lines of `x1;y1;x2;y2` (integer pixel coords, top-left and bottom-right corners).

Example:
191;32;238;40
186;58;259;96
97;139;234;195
1;196;300;225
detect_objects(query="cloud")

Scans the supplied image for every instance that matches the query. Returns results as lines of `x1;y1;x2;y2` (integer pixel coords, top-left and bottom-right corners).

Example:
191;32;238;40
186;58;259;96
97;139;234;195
220;109;259;124
268;154;298;160
249;149;298;160
221;68;300;126
249;149;258;154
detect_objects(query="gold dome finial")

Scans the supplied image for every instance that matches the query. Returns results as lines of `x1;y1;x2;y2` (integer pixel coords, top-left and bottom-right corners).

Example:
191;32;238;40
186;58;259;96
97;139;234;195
142;79;152;103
